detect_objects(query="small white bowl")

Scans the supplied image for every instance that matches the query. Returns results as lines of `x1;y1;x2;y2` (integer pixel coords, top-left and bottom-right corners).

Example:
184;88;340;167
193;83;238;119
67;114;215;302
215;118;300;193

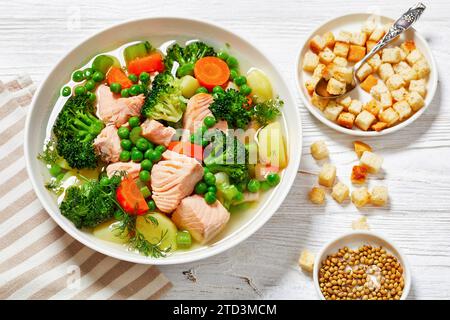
313;230;411;300
295;13;438;136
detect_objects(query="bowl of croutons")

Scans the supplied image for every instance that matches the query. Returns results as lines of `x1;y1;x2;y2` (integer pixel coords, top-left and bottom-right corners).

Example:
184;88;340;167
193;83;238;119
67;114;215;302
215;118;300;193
296;13;437;136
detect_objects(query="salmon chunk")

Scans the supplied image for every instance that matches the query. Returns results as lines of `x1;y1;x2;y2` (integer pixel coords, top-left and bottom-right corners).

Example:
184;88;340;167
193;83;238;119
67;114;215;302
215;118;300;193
96;84;145;127
183;93;214;134
141;119;176;147
106;161;141;179
151;150;203;213
172;195;230;244
93;124;122;163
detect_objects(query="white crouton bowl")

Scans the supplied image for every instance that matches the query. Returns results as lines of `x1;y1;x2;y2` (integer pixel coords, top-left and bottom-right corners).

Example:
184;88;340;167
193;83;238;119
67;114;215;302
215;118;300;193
295;13;437;136
24;17;302;265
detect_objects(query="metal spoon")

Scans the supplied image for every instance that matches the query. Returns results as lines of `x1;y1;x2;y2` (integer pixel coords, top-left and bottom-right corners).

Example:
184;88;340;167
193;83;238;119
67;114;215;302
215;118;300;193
314;2;426;99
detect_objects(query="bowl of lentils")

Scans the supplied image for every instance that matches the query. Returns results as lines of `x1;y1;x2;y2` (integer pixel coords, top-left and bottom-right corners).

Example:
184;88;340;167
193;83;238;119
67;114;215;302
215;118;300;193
313;230;411;300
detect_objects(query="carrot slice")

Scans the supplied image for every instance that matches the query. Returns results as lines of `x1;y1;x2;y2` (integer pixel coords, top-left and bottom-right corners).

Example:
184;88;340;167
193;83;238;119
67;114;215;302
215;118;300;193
116;177;149;215
128;52;165;75
107;67;133;89
194;57;230;91
168;141;203;161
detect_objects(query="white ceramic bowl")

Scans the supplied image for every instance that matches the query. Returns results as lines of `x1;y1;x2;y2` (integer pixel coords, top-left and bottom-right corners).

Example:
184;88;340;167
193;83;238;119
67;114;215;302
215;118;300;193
313;230;411;300
295;13;438;136
24;17;302;265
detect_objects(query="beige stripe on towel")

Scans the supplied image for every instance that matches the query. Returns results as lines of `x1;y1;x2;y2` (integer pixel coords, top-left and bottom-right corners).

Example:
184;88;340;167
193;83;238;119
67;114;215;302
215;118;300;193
0;76;171;300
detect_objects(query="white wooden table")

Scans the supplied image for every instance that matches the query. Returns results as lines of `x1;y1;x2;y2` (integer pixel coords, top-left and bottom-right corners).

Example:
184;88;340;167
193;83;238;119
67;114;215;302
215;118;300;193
1;0;449;300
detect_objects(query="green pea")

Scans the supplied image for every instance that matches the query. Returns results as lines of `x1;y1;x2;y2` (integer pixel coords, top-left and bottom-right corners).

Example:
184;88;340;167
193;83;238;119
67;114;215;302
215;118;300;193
128;74;138;83
141;159;153;171
247;179;261;193
83;68;94;79
49;164;62;177
234;75;247;86
110;82;122;93
140;186;151;199
201;139;209;147
207;185;217;194
99;176;110;187
266;173;280;186
155;145;166;153
132;146;139;153
136;138;149;151
200;125;208;134
120;139;132;151
110;175;122;185
119;150;131;162
203;116;216;128
240;84;252;96
85;79;96;91
139;72;150;83
149;150;162;162
204;192;217;204
117;127;130;139
229;68;239;80
195;87;209;94
92;71;105;82
131;150;143;162
203;167;210;175
212;86;224;94
234;191;244;202
195;182;208;195
204;172;216;186
217;51;229;60
260;181;271;191
130;84;142;96
226;56;239;68
61;86;71;97
139;170;151;182
74;85;86;96
72;70;84;82
128;116;140;128
87;92;96;102
147;200;156;211
121;88;130;97
190;134;196;144
144;148;154;160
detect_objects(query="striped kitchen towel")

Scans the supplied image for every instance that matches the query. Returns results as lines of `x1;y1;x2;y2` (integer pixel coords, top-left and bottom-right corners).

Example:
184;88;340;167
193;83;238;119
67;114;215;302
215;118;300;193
0;75;171;300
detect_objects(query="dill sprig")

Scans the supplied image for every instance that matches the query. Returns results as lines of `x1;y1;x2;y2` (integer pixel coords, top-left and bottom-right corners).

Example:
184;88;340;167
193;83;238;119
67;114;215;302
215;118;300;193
38;137;59;165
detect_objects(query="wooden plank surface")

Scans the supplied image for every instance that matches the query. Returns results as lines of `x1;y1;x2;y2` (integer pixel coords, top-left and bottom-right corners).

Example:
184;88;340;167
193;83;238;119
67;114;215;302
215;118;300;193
1;0;449;299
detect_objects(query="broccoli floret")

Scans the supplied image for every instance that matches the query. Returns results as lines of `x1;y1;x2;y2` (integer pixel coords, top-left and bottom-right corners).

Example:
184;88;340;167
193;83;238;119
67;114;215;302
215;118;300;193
60;174;122;229
251;97;284;126
165;41;216;77
53;95;104;169
203;131;249;184
141;72;185;123
209;89;251;129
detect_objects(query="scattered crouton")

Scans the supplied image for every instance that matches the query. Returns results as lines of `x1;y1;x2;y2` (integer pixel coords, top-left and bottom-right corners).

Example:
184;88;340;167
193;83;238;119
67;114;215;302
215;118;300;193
379;92;393;109
406;49;424;65
351;32;368;46
310;140;329;160
367;54;382;71
352;217;370;230
386;74;405;91
331;182;349;203
319;47;336;65
304;76;320;95
394;61;417;82
311;93;329;111
353;141;372;158
309;187;326;205
298;250;315;272
337;95;352;110
351;165;368;184
351;187;371;207
360;151;383;173
366;40;377;52
362;16;377;34
356;63;373;81
324;104;344;122
413;58;430;78
369;26;385;42
391;87;409;102
333;56;348;67
378;63;395;82
309;35;326;54
335;30;352;43
348;45;366;62
333;66;353;84
334;41;350;58
401;40;416;54
327;78;347;95
370;186;388;206
355;110;376;131
363;99;381;117
371;121;388;132
323;31;336;48
379;107;400;127
360;75;378;92
318;163;336;187
337;112;355;129
393;100;412;121
409;79;426;97
407;91;425;112
303;52;320;72
370;81;389;101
